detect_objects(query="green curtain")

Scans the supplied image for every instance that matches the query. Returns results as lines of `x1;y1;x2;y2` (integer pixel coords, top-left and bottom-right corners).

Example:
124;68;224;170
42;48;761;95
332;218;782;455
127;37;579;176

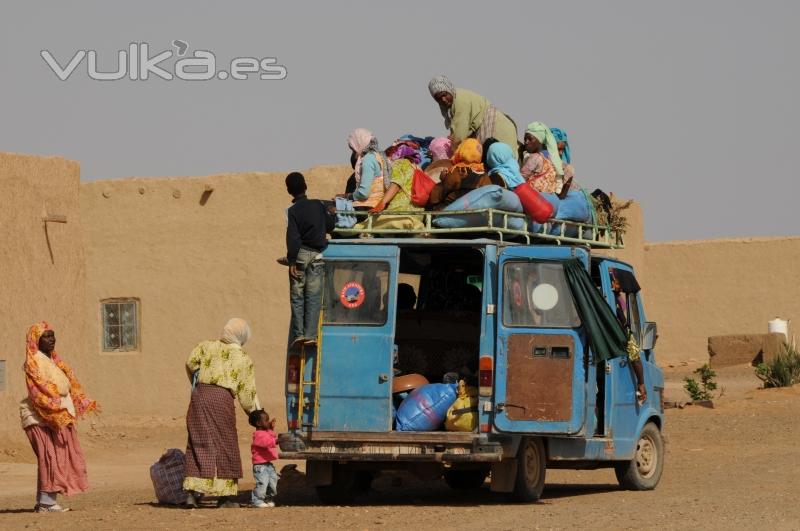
563;259;627;363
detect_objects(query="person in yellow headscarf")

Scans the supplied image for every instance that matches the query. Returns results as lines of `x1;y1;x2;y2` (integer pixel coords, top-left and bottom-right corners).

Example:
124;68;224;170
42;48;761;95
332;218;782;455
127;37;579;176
428;75;519;155
428;138;503;208
20;321;99;512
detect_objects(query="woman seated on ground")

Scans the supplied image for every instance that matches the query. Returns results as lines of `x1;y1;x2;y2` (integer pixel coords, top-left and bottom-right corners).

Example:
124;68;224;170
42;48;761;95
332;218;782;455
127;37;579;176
520;121;564;194
427;138;502;209
368;142;425;214
345;128;392;209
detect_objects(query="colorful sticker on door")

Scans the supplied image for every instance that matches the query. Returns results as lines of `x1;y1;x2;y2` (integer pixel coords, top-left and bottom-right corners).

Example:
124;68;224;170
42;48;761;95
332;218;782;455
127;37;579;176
340;281;366;309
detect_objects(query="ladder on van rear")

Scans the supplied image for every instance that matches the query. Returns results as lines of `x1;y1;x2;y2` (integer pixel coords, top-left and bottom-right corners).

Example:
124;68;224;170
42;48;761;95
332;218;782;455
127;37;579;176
295;305;324;429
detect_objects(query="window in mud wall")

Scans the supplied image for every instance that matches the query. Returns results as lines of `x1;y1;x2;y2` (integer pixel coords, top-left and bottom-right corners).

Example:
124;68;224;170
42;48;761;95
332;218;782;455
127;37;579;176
0;360;5;391
101;299;139;351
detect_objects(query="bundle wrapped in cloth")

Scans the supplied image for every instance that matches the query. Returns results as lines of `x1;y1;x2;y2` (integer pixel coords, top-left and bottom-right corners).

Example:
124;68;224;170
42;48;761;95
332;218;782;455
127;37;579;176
433;185;526;231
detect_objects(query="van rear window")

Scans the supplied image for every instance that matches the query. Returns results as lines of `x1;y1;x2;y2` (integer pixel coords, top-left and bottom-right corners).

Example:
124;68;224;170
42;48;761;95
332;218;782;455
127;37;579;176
502;262;580;328
324;261;391;326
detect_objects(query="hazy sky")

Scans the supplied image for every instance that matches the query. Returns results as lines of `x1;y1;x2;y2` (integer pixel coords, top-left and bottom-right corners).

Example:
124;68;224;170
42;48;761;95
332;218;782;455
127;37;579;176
2;1;798;241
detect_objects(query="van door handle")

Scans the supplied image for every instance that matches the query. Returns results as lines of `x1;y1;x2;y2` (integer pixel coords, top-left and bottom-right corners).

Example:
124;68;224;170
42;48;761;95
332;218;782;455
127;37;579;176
379;373;389;383
497;402;526;412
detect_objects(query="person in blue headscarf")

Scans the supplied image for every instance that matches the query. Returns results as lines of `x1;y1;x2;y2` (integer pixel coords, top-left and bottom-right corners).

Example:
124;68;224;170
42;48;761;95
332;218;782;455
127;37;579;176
550;127;571;165
485;141;525;189
550;127;576;190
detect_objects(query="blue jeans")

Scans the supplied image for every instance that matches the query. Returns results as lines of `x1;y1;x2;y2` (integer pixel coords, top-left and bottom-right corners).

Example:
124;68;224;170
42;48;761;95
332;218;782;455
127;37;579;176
251;463;277;504
289;248;325;344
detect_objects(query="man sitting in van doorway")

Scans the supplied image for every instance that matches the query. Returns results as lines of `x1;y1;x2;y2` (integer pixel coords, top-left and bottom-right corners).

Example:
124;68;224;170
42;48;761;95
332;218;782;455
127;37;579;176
285;172;335;352
610;271;647;403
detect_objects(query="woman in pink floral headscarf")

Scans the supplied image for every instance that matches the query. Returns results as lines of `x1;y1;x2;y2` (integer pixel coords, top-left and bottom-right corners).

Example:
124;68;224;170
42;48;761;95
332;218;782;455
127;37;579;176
20;321;99;512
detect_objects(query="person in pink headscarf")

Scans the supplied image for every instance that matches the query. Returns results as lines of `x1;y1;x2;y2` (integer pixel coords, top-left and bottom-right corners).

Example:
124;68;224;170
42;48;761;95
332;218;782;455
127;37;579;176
345;128;392;209
424;137;454;182
428;137;452;162
368;142;426;214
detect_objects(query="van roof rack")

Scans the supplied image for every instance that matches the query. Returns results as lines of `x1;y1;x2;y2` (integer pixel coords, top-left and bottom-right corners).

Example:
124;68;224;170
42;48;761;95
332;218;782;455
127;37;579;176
332;209;624;249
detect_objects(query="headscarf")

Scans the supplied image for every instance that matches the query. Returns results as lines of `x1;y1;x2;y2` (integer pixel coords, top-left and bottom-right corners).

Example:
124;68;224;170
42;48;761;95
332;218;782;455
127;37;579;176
525;122;564;177
386;140;421;164
550;127;571;164
450;138;485;174
429;137;453;162
485;142;525;189
347;128;392;189
428;75;457;129
220;318;251;346
428;75;455;98
24;321;99;428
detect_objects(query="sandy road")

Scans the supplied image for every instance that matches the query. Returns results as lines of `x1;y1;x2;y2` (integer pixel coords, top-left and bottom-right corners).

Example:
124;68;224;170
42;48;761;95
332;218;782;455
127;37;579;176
1;368;799;530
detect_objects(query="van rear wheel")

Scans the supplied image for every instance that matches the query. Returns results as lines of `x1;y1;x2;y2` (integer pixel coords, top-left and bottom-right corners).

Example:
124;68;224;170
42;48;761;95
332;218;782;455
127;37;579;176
615;422;664;490
315;463;372;504
443;469;488;490
512;437;546;502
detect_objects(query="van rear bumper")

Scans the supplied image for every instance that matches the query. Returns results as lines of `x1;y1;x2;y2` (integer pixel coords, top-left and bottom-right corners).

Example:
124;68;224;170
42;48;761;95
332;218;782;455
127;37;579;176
278;431;505;462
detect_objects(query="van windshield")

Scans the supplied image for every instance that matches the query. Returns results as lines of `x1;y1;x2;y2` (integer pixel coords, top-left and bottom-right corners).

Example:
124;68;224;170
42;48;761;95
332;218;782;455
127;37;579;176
323;261;390;326
502;261;580;328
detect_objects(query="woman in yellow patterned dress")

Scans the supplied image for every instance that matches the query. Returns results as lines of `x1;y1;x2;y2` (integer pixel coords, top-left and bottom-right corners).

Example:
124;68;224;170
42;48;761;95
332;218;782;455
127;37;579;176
183;318;261;508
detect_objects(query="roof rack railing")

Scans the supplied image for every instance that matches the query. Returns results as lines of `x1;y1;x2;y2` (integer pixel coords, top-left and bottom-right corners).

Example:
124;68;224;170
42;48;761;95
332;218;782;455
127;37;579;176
332;209;624;249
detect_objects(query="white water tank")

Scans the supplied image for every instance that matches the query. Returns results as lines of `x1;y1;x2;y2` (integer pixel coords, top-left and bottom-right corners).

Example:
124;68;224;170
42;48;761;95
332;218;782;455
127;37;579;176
768;317;790;340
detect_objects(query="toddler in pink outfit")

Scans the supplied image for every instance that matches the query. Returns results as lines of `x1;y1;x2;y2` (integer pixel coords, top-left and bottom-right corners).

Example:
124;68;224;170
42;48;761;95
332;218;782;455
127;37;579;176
248;410;279;508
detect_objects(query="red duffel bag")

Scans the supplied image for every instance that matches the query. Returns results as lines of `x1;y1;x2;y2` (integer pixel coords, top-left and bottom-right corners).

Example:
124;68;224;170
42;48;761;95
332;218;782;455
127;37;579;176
411;168;436;207
513;183;554;223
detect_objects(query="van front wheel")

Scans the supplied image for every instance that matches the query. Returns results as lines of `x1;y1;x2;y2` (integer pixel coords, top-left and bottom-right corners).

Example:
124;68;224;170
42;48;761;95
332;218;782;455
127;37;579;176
512;437;546;502
615;422;664;490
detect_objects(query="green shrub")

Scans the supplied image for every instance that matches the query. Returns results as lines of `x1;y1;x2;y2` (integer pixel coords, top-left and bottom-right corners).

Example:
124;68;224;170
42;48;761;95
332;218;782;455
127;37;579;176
755;343;800;388
684;364;717;401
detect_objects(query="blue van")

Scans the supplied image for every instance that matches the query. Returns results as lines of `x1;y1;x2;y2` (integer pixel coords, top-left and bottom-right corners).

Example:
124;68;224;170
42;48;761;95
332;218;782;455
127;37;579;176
279;212;664;503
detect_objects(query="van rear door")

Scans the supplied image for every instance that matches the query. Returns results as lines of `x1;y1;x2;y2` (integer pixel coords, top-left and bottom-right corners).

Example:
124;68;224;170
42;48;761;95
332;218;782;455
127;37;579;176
494;246;588;435
316;244;398;432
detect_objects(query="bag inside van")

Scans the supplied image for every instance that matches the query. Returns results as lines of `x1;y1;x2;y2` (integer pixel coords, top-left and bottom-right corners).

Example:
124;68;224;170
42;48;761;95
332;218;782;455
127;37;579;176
392;246;484;431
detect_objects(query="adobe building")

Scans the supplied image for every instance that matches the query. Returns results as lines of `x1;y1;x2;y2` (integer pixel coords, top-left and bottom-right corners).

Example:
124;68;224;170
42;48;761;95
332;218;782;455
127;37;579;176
2;151;798;449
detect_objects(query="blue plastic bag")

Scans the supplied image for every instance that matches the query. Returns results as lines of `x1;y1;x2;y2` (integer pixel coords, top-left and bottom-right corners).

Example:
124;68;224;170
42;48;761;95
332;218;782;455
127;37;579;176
554;191;591;222
335;196;358;228
395;383;458;431
541;192;561;213
433;185;526;230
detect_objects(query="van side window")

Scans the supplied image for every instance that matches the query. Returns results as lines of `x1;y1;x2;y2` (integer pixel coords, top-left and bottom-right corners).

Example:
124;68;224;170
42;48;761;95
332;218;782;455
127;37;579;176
502;262;580;328
323;261;390;326
609;267;643;344
626;293;643;345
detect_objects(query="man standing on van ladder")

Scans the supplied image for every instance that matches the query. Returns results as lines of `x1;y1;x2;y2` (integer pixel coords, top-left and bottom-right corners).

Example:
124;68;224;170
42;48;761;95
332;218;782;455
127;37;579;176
285;172;335;351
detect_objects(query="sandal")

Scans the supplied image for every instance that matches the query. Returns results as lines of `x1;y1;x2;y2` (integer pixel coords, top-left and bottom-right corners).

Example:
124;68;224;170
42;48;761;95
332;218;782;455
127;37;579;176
35;504;70;513
216;497;240;509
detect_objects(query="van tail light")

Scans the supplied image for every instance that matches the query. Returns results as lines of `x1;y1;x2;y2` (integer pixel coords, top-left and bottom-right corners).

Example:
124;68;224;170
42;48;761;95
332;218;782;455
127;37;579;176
479;356;493;396
287;354;300;394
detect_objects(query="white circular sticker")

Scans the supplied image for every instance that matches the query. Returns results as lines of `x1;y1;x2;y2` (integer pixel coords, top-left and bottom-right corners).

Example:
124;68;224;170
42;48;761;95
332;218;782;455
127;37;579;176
532;283;559;311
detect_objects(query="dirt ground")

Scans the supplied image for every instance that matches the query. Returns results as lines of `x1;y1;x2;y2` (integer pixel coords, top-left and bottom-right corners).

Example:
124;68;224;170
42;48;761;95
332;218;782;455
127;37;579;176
2;365;799;530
